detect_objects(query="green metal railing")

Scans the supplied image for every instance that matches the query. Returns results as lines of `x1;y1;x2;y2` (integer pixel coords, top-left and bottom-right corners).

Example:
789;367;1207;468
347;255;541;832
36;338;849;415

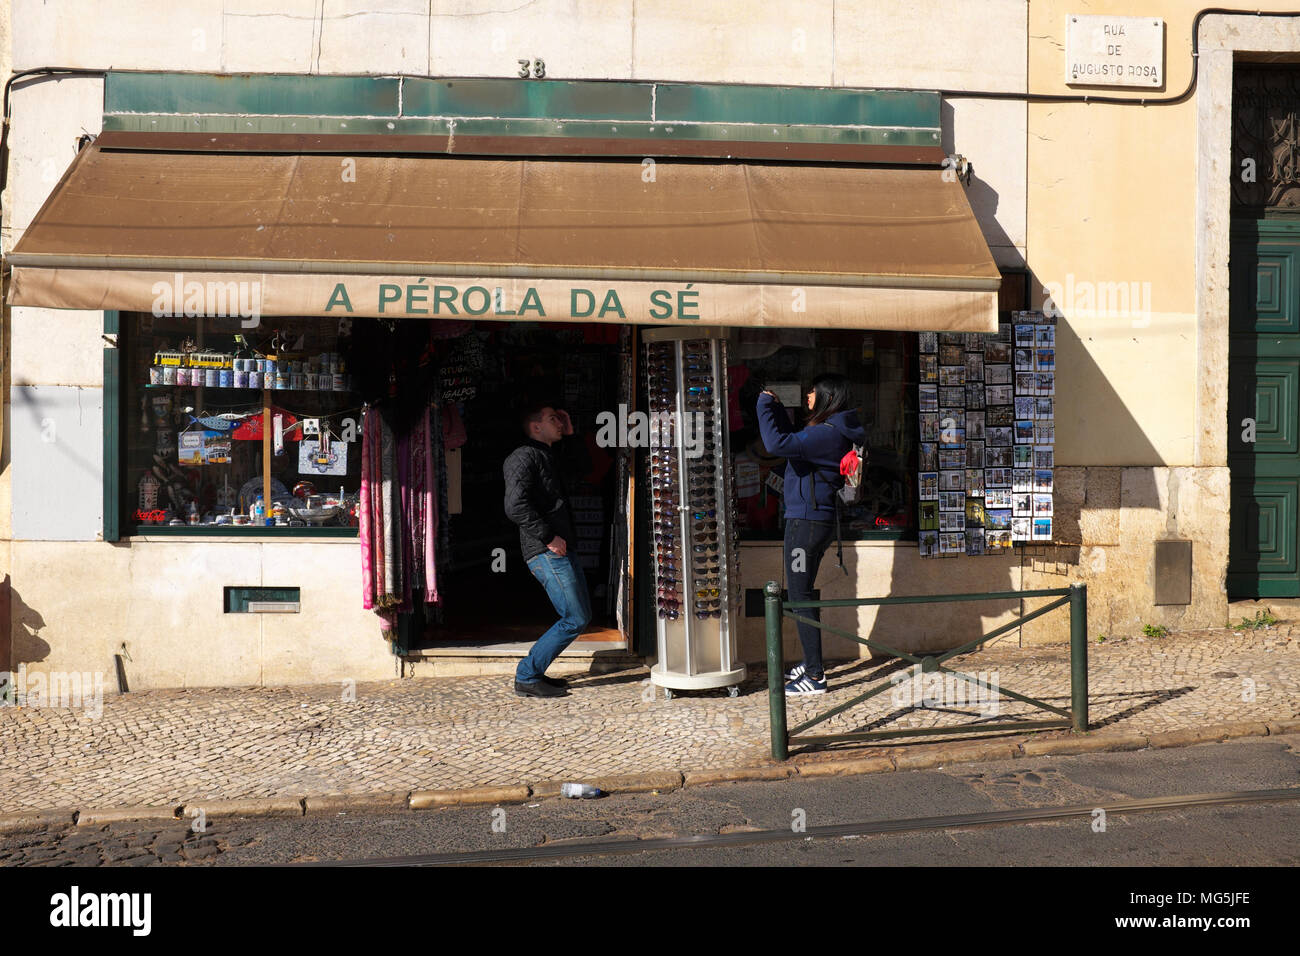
765;581;1089;760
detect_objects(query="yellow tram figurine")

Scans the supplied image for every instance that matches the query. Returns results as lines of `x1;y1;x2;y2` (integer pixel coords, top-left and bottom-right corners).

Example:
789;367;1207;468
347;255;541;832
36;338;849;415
153;350;186;367
186;350;229;369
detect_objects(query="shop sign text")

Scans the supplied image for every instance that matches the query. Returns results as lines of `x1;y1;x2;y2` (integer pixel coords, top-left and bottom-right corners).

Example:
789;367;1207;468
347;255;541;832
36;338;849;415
323;281;702;321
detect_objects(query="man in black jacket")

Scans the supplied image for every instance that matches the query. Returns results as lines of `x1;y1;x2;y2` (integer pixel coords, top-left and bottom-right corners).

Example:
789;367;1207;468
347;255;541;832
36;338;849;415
503;403;592;698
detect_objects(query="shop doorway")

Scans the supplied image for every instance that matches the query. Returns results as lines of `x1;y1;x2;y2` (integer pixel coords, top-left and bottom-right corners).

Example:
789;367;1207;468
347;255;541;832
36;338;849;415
408;321;628;648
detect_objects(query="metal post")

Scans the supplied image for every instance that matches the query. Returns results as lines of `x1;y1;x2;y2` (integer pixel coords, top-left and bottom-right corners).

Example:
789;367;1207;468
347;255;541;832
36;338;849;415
765;580;788;760
1069;582;1089;732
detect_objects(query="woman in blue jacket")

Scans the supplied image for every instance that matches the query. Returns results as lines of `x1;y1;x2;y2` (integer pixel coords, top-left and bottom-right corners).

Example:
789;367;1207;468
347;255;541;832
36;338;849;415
757;373;867;694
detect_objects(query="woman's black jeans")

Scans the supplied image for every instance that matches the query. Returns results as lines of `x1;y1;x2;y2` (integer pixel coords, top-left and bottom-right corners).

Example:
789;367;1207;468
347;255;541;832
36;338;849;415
784;517;836;680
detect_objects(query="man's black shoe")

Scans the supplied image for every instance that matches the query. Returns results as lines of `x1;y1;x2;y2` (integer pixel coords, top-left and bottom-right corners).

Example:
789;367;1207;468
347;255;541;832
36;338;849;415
539;674;569;689
514;678;567;698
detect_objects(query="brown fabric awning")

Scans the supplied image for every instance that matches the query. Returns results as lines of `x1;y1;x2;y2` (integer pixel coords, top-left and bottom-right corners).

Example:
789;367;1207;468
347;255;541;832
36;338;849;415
8;141;1000;330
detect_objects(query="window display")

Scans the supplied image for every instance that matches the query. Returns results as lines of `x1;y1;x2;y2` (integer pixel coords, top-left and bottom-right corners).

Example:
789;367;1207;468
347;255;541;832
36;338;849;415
122;313;362;531
728;329;916;539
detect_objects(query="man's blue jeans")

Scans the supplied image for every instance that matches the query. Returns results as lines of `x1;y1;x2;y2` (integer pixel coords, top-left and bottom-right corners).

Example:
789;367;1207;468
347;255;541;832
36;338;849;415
517;550;592;683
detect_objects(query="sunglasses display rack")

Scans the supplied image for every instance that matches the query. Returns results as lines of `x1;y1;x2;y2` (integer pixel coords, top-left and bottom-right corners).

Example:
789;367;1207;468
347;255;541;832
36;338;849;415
642;327;746;699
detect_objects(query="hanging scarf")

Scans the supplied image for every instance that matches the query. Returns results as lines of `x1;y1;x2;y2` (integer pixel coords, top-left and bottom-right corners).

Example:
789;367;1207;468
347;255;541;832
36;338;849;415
360;405;440;643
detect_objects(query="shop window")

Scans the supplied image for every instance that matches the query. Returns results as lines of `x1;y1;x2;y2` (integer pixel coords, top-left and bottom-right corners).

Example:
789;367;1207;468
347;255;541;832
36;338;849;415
120;313;361;534
728;329;916;539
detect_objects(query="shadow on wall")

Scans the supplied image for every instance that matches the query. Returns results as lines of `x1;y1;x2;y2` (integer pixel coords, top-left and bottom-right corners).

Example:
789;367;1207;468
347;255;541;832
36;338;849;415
3;574;49;668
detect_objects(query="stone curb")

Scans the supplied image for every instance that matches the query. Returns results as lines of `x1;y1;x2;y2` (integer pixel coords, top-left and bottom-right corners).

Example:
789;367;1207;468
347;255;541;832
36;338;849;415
10;720;1298;828
410;785;530;809
76;805;183;827
304;792;411;815
182;798;305;820
0;810;77;835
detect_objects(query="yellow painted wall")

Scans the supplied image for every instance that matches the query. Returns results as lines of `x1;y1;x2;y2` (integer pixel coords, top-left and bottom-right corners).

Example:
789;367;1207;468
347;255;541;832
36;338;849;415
1028;1;1299;467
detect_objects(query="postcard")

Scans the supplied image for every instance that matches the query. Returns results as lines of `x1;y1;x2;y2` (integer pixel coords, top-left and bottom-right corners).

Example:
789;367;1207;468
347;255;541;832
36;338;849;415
919;501;939;529
987;426;1013;447
964;353;984;381
965;382;986;409
920;413;939;441
1015;348;1035;371
966;498;986;527
920;354;938;383
919;443;938;471
965;411;985;440
986;530;1012;552
1013;493;1032;515
1011;517;1032;540
998;322;1012;343
1033;494;1054;516
939;426;965;449
986;467;1012;488
939;344;963;365
986;385;1014;405
1013;445;1033;466
965;530;985;556
966;469;985;496
985;341;1011;365
986;446;1013;468
939;332;963;345
1036;397;1054;419
940;532;964;554
940;386;966;406
1032;516;1053;540
1034;446;1054;469
1015;396;1036;418
919;332;938;353
1015;372;1037;394
985;489;1012;509
919;530;938;557
939;365;965;386
1013;468;1033;492
1036;348;1055;371
1036;372;1055;395
986;364;1012;386
986;405;1014;426
1036;325;1056;348
1035;421;1055;444
939;448;966;471
940;470;965;492
919;385;938;411
940;511;966;532
964;332;985;351
940;491;965;511
1015;324;1036;347
1034;469;1054;493
986;508;1012;531
919;472;939;499
966;440;985;468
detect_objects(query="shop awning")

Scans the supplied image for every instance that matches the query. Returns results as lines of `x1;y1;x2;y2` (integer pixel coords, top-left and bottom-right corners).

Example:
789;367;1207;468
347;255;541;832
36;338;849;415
8;140;1000;331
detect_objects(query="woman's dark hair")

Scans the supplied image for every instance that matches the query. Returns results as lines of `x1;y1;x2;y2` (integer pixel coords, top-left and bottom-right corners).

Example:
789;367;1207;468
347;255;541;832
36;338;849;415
807;373;854;426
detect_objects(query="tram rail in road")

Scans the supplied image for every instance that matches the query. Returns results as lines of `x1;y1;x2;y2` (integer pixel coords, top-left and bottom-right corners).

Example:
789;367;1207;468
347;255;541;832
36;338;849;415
295;786;1300;867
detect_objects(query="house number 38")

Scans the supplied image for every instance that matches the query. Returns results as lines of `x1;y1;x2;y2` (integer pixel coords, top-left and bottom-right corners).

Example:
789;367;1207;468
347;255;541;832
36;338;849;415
517;58;546;79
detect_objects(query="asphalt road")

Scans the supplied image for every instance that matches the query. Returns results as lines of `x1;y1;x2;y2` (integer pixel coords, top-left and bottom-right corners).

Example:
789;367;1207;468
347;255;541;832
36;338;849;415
2;733;1298;868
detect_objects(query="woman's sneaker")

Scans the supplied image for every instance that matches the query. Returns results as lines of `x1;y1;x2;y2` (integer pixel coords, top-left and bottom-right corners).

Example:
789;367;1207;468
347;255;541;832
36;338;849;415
784;673;827;695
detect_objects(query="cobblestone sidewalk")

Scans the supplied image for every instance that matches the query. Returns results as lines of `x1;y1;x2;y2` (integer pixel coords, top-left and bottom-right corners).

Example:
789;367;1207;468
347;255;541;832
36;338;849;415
0;627;1297;813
